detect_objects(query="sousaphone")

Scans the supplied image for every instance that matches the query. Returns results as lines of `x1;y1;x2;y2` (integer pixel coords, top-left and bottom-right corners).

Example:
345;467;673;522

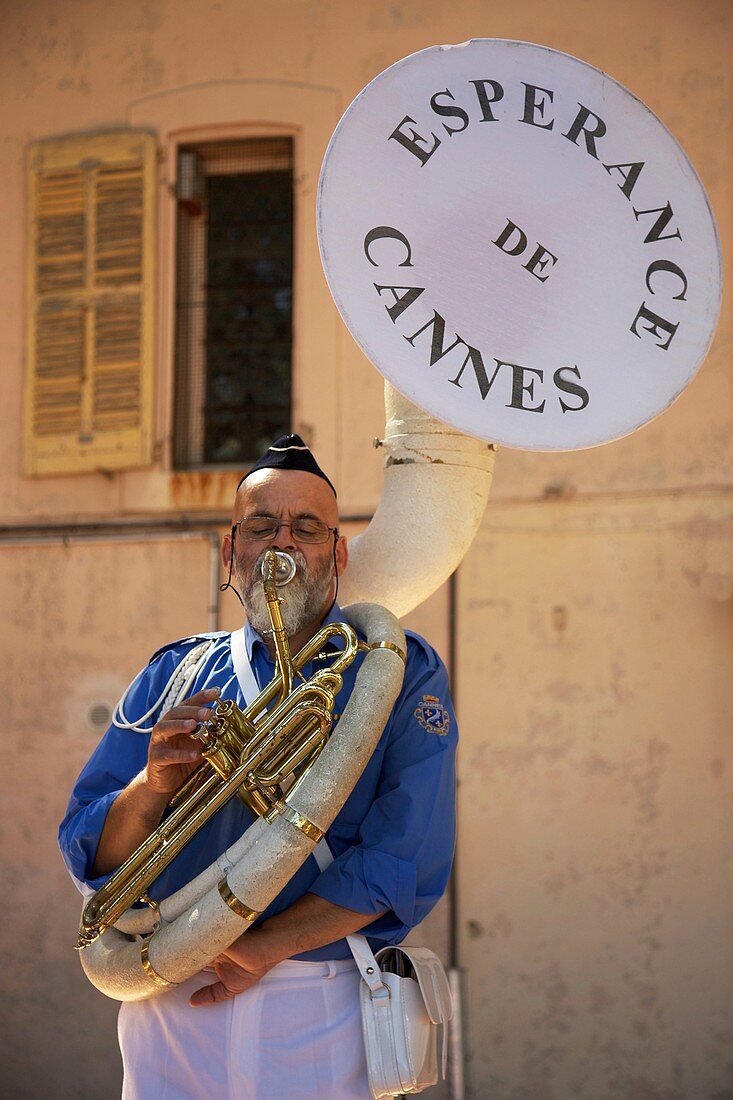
77;39;721;1000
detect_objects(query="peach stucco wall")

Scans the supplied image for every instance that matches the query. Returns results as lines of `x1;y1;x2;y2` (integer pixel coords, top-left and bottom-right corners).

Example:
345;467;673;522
0;2;730;1098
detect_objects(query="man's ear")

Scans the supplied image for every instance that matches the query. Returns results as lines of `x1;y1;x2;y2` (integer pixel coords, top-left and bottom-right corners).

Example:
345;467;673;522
221;529;233;570
335;533;348;575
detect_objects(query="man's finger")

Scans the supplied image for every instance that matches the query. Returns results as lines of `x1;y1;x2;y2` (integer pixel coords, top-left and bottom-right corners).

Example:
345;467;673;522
150;744;202;765
163;705;211;720
154;711;213;739
189;981;234;1007
179;688;220;706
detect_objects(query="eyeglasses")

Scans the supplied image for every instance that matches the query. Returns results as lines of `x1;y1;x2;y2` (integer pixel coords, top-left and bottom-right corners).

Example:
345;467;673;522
234;516;338;544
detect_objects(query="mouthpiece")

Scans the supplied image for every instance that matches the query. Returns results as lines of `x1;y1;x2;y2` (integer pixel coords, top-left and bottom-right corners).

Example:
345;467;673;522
262;550;297;586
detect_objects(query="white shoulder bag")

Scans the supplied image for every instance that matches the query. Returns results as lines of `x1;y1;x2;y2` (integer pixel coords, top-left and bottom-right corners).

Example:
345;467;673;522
314;841;454;1099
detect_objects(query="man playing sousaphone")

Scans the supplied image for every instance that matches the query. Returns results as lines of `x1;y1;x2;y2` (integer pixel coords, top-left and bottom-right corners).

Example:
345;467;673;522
58;24;724;1095
59;434;458;1099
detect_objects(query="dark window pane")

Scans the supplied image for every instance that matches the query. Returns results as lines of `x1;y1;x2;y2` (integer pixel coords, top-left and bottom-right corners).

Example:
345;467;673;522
173;139;293;469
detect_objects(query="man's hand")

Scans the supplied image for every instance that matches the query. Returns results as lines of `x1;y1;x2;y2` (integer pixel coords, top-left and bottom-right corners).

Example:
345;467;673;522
189;933;276;1006
189;894;385;1008
144;687;220;795
91;687;219;876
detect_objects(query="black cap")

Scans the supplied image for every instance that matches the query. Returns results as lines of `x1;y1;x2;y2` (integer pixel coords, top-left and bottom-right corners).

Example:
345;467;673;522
236;434;336;496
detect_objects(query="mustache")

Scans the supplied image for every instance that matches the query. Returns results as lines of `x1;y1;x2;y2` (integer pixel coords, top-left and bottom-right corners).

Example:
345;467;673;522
237;547;334;637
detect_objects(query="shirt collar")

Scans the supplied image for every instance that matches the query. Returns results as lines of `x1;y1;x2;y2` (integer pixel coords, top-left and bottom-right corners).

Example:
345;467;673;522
244;602;346;664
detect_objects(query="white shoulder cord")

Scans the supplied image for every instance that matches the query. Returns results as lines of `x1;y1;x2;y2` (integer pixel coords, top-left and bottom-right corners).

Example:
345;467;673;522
112;640;217;734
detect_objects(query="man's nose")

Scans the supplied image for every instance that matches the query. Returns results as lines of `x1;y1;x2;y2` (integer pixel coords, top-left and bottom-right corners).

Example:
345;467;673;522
271;523;298;550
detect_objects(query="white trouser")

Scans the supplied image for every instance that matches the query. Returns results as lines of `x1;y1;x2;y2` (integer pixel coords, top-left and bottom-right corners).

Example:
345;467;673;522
118;958;371;1100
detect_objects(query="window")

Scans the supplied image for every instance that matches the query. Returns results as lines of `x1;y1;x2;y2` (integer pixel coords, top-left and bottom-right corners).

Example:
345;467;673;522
24;130;156;475
172;137;294;468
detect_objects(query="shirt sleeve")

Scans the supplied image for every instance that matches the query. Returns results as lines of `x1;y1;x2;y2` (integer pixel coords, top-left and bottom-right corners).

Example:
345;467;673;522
308;636;458;943
57;661;161;892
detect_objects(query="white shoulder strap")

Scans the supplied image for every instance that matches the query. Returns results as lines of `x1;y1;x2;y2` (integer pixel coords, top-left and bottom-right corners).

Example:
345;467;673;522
313;837;333;872
229;627;260;705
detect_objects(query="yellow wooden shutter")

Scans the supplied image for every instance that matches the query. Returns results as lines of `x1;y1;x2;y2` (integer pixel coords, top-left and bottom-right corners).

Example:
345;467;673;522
24;131;156;475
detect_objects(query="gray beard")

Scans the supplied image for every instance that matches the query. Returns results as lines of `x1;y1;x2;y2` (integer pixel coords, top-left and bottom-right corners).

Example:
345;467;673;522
238;549;334;637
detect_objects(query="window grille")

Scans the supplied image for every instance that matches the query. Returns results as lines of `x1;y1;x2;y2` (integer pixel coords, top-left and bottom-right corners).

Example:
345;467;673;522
173;137;294;468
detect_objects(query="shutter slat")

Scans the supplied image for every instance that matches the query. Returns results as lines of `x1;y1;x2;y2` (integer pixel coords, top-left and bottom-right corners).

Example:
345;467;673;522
35;169;86;295
93;298;141;430
33;304;84;435
95;164;143;287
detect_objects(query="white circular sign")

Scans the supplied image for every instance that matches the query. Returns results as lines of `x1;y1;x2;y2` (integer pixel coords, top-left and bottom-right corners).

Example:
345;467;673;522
317;40;721;451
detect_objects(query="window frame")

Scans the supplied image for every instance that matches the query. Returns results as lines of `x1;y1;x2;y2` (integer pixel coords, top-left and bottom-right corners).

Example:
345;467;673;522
171;135;295;471
125;81;341;511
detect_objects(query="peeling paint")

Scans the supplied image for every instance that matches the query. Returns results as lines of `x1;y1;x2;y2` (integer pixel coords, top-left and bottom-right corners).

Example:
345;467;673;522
169;470;239;510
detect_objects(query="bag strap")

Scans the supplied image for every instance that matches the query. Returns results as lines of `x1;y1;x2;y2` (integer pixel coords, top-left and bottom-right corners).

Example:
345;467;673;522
313;839;386;995
347;932;388;996
314;841;452;1080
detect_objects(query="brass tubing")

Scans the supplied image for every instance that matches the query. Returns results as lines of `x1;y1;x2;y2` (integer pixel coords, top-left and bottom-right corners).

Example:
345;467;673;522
167;764;210;812
140;939;174;988
79;769;222;944
93;737;284;930
253;705;332;787
217;879;260;922
78;620;360;947
79;692;293;944
263;550;293;703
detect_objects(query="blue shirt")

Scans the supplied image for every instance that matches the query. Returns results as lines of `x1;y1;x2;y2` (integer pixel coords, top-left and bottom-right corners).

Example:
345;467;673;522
58;604;458;961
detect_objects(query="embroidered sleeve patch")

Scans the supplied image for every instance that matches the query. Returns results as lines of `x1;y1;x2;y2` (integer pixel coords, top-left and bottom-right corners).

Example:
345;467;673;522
414;694;450;735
